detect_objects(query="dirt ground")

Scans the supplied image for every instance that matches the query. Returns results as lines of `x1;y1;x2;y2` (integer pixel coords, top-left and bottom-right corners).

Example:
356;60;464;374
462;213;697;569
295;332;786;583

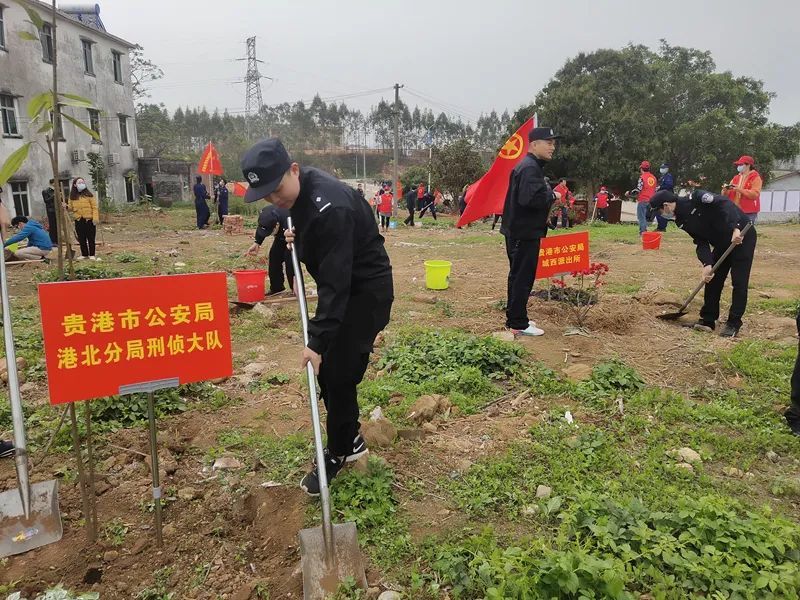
1;206;799;599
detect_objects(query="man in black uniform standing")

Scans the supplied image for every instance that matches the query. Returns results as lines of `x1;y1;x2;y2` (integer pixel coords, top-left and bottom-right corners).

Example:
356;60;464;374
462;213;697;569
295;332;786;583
500;127;561;336
245;205;294;295
403;186;416;226
649;189;756;337
42;179;58;244
241;138;393;495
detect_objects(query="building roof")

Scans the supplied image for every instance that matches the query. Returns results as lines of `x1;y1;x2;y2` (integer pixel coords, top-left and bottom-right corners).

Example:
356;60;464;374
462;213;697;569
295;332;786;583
24;0;136;48
768;170;800;183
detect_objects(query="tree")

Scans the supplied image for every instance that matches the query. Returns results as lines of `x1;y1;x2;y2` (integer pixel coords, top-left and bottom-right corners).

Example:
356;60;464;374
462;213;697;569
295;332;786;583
135;103;175;157
130;44;163;104
431;139;486;202
511;42;800;194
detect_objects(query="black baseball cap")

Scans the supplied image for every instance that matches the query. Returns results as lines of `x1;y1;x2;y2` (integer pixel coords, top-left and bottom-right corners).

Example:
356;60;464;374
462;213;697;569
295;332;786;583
649;190;678;210
241;138;292;203
529;127;561;142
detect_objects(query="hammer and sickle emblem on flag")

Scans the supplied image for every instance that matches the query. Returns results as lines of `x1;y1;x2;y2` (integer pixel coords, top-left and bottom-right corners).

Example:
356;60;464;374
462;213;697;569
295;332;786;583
498;133;524;160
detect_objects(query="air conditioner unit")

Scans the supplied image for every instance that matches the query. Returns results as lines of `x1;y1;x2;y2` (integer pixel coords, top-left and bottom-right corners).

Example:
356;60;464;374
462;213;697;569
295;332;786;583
135;148;144;159
71;148;87;163
108;152;120;166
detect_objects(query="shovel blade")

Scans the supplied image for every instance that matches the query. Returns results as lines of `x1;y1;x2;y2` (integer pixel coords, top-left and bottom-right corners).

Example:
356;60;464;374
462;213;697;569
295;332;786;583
0;480;62;558
656;311;687;321
299;521;366;600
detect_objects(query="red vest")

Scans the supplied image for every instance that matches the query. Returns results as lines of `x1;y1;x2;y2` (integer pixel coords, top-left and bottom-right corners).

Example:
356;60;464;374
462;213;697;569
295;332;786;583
596;192;609;209
726;170;761;214
379;193;393;214
638;172;657;202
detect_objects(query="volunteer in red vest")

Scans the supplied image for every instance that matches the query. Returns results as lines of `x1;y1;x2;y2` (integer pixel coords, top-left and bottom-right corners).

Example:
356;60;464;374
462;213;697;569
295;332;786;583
552;178;571;228
378;187;393;232
594;186;610;222
629;161;658;235
724;155;762;224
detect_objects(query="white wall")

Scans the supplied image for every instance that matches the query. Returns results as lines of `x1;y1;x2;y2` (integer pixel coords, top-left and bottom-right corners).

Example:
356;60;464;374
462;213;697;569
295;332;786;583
0;1;138;219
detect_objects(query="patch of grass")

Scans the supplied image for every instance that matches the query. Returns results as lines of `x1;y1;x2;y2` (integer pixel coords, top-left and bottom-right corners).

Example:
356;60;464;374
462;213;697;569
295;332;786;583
604;282;642;295
102;518;130;546
751;297;800;317
214;430;311;482
37;263;124;282
136;566;175;600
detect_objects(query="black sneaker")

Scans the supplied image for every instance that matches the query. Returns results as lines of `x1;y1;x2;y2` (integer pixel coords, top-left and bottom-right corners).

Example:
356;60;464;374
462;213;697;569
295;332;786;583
784;411;800;437
692;319;715;333
345;433;368;463
0;440;15;458
720;322;740;338
300;449;345;497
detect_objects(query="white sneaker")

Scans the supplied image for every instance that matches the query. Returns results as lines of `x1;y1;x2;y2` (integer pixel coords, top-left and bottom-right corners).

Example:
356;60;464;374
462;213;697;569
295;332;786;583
76;256;86;261
93;257;102;262
511;324;545;337
88;256;97;261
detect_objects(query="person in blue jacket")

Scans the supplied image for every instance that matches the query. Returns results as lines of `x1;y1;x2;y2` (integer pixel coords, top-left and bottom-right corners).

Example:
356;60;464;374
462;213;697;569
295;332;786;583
214;178;229;225
193;176;211;229
4;216;53;261
655;163;674;231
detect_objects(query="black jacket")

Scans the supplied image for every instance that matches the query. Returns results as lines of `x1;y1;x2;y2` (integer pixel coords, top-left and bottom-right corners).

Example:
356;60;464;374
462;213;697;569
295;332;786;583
42;187;56;214
255;206;289;245
405;189;417;211
674;190;752;266
500;153;556;240
290;167;393;354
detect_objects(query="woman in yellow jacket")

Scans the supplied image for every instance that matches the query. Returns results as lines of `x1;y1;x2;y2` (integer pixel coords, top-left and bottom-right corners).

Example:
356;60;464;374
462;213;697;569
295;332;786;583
67;177;100;260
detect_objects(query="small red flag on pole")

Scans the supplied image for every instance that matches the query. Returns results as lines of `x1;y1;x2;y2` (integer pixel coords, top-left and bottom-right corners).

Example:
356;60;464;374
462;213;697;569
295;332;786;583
456;115;537;228
197;142;223;176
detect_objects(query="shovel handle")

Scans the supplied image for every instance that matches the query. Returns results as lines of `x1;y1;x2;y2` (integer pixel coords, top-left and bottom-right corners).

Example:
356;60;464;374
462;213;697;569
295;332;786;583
677;221;753;313
286;217;336;567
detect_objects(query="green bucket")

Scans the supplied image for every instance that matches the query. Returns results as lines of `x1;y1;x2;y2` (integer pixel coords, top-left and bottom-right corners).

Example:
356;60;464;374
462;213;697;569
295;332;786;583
424;260;452;290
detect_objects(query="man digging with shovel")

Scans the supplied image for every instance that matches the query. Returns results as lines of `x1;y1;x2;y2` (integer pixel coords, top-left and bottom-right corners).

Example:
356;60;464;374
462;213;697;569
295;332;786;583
241;138;394;495
648;189;756;337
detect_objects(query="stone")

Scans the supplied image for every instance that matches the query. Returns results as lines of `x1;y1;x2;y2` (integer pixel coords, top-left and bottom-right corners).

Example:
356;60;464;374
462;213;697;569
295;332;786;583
19;382;37;395
102;550;119;562
563;363;593;382
286;331;301;342
231;582;257;600
397;428;424;441
675;462;694;473
522;504;540;517
535;485;552;499
130;538;149;555
144;450;178;476
94;480;112;496
253;303;275;321
213;456;243;471
766;450;779;462
408;394;451;424
411;294;438;305
360;418;397;448
352;454;371;474
722;467;744;478
491;330;515;342
162;523;177;538
378;592;402;600
674;447;702;464
178;487;200;501
241;362;269;377
210;377;229;385
366;587;381;600
422;422;437;434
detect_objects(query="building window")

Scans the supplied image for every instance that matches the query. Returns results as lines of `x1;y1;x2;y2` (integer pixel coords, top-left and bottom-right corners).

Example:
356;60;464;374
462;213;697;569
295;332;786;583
0;94;19;136
0;6;7;50
40;22;53;63
10;182;29;217
88;108;101;140
112;50;123;84
118;115;129;145
82;39;94;75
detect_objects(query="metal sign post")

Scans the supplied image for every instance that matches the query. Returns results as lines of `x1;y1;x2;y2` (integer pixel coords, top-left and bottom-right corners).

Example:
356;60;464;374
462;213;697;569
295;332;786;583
119;378;179;547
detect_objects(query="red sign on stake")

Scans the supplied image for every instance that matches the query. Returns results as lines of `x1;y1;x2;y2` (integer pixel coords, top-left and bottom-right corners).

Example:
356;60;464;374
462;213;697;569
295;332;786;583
535;231;590;279
38;272;233;404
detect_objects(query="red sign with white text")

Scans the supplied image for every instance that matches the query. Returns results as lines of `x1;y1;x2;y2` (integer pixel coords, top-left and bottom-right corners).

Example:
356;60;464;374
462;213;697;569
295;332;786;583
536;231;590;279
38;272;233;404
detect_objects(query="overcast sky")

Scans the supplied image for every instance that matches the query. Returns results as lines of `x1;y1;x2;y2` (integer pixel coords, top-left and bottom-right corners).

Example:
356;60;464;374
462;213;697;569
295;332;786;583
99;0;799;126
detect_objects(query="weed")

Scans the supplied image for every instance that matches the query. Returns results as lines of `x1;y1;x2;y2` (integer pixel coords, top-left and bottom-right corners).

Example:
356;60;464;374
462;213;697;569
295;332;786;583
102;518;130;546
214;430;311;482
331;577;365;599
136;566;175;600
115;252;141;263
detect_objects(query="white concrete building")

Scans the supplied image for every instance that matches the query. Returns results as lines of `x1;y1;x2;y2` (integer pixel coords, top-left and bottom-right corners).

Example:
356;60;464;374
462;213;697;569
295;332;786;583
0;1;138;219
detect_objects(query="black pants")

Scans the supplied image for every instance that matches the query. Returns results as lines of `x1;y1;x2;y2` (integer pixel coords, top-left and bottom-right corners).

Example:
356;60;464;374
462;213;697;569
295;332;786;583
785;308;800;428
491;215;501;230
404;207;415;226
267;234;293;293
46;210;58;243
505;236;542;330
318;279;393;456
597;207;608;222
217;201;228;225
74;218;96;257
700;227;757;327
419;203;437;220
380;214;391;229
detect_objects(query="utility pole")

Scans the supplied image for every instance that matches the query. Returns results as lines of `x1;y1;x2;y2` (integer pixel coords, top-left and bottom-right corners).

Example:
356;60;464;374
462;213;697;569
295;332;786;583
237;36;271;139
393;83;404;214
363;125;367;184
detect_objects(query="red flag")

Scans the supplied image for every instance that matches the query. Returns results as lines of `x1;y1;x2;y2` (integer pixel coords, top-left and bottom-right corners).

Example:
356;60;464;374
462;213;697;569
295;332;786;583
197;142;223;176
232;182;248;197
456;115;536;227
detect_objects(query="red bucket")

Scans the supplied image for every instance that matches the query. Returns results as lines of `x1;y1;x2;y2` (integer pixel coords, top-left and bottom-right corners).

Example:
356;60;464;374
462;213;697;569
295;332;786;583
642;231;662;250
233;269;267;302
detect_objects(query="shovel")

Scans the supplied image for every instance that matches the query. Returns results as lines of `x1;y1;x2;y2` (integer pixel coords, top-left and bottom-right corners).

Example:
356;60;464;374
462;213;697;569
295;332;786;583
657;221;753;321
0;239;62;558
286;218;367;599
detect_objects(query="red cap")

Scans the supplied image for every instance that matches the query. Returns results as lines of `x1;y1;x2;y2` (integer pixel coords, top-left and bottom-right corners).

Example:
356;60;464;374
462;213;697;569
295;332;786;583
733;155;755;166
639;161;650;170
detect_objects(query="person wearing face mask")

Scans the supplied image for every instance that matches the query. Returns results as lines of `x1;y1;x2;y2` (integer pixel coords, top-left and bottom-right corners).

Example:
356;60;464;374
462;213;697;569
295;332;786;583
67;178;100;261
723;155;761;224
648;188;756;338
654;164;674;232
